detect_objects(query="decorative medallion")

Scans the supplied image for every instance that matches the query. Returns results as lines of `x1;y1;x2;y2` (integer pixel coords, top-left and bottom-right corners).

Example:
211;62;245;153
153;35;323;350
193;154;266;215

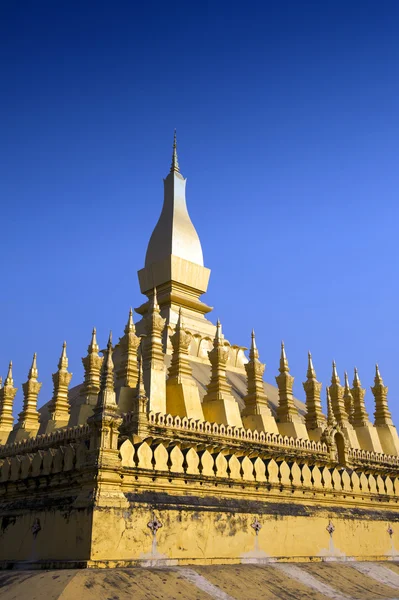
31;518;41;538
251;518;262;535
388;525;394;538
147;515;163;534
326;520;335;536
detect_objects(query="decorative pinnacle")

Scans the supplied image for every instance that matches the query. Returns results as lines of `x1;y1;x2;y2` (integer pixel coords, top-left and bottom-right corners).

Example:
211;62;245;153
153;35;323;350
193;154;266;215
375;363;383;385
100;331;115;392
28;353;38;380
176;307;183;330
251;330;257;350
170;130;180;173
307;351;316;379
89;327;99;354
344;371;350;390
353;367;361;387
215;319;222;341
5;361;13;386
279;341;289;373
331;360;340;384
58;341;68;370
125;307;134;334
136;352;146;399
326;387;336;427
150;287;160;311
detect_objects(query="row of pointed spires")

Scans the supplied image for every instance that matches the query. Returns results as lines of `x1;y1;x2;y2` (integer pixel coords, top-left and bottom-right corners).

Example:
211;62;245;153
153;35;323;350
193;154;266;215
0;292;393;440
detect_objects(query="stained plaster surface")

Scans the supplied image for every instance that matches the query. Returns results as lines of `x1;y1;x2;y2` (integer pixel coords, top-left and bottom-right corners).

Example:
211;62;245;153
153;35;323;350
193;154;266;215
2;563;399;600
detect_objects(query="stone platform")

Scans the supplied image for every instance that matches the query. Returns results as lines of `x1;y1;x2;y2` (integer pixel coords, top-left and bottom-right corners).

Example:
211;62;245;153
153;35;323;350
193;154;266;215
2;562;399;600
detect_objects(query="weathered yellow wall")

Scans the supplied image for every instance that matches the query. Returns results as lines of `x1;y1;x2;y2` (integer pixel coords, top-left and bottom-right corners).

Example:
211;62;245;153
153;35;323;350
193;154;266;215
90;499;399;565
88;471;399;566
0;507;93;565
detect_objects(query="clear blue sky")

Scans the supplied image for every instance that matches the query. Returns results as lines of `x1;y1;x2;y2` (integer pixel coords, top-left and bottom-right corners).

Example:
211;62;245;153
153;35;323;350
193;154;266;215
1;1;399;423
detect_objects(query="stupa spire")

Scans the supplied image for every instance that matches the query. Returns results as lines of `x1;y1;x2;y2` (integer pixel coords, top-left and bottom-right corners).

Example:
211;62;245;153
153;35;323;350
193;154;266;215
343;371;355;424
93;332;118;414
14;353;42;438
0;361;18;443
276;342;300;422
80;327;103;400
326;387;337;428
303;352;325;431
168;308;192;380
166;309;203;419
242;330;278;433
170;129;180;173
351;367;370;427
306;351;316;379
116;307;140;389
371;364;393;425
202;319;243;427
142;287;166;413
47;342;73;427
279;341;289;373
329;361;348;426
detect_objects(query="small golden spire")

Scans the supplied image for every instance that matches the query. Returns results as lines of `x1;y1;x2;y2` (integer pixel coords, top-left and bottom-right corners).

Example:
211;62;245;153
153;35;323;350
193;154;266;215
136;352;147;400
0;360;18;439
89;327;99;354
150;287;160;311
344;371;350;390
343;371;354;424
279;341;289;373
372;363;392;426
215;319;222;342
100;332;115;393
49;342;73;424
331;360;340;384
353;367;361;388
5;361;13;386
375;363;383;385
307;351;316;379
170;129;180;173
125;307;134;334
28;353;38;380
249;329;259;361
326;387;336;427
303;351;325;430
58;341;68;370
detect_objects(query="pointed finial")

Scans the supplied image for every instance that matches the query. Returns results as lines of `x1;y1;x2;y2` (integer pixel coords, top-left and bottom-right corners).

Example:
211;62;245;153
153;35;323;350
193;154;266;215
58;341;68;370
307;351;316;379
331;360;340;384
215;319;222;340
107;331;113;349
344;371;350;390
136;352;146;399
100;331;114;392
170;130;180;173
28;353;38;380
150;287;160;311
353;367;361;387
5;361;13;386
176;307;183;330
251;329;257;350
375;363;383;385
326;387;336;427
125;307;134;333
279;341;289;373
88;327;99;353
